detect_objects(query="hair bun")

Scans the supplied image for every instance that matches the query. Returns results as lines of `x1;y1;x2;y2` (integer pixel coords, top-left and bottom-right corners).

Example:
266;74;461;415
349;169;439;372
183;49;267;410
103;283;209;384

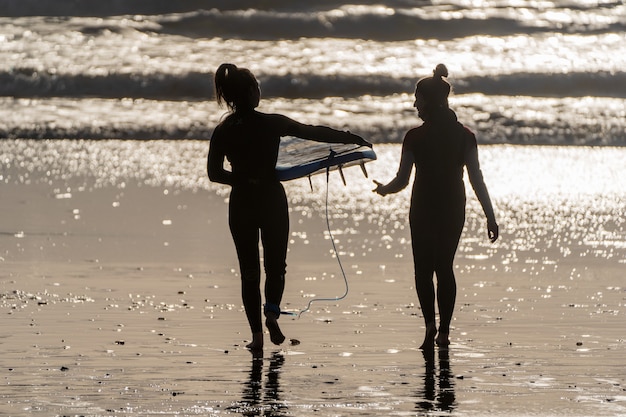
433;63;448;79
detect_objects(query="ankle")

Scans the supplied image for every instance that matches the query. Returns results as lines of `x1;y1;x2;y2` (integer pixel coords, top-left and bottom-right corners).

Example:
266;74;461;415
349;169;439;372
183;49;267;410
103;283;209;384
436;332;450;346
264;303;281;320
246;332;264;350
265;311;280;320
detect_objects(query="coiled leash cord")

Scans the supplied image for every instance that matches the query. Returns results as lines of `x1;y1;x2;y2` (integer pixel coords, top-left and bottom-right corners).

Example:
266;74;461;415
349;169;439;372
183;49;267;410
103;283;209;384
296;152;349;317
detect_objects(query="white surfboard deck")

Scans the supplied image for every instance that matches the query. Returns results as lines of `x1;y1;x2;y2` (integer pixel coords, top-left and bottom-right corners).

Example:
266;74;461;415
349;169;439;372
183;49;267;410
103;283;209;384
276;137;376;182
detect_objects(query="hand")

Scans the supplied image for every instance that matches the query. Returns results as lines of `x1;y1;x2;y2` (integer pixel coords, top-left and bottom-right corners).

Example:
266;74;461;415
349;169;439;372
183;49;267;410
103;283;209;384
348;131;372;148
360;138;373;148
487;220;499;243
372;180;386;196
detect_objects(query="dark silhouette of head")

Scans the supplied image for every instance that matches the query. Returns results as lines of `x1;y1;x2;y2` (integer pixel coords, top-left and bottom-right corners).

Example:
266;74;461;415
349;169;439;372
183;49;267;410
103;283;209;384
414;64;451;120
214;63;260;112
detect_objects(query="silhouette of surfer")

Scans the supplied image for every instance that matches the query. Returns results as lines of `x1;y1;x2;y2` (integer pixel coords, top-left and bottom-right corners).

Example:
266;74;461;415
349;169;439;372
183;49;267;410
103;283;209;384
373;64;498;349
208;63;370;352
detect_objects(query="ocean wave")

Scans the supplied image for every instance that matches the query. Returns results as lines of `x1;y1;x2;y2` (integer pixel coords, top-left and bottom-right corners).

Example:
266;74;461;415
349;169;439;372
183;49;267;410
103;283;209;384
0;68;213;100
1;95;624;146
4;3;624;43
3;2;624;43
2;1;624;147
154;9;521;42
152;7;625;42
0;0;410;16
262;71;626;99
2;68;625;100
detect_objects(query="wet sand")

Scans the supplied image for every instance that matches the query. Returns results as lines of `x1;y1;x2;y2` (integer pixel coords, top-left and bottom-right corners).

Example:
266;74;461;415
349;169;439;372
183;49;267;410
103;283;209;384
1;153;625;416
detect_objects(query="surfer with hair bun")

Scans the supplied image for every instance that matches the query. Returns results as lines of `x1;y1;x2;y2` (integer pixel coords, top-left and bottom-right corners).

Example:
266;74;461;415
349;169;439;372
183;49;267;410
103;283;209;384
373;64;499;349
208;63;370;352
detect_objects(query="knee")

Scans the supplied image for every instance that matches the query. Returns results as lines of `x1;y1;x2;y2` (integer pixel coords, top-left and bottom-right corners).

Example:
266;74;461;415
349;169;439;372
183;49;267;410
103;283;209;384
241;268;261;283
435;268;456;287
414;268;433;285
264;263;286;279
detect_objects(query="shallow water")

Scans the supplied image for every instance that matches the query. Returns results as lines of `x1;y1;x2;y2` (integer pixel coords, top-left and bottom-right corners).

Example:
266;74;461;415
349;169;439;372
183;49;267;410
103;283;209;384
2;139;624;267
1;249;624;417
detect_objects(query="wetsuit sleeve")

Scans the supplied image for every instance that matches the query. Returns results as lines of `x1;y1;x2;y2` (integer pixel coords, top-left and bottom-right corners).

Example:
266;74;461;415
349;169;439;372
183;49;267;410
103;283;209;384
465;132;496;222
376;132;414;195
277;114;369;146
207;127;233;185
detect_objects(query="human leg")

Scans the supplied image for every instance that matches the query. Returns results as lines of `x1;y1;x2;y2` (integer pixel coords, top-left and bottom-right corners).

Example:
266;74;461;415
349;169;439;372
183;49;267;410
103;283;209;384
435;263;456;342
229;188;263;350
260;183;289;345
435;264;456;347
415;266;437;349
412;227;437;349
433;214;464;346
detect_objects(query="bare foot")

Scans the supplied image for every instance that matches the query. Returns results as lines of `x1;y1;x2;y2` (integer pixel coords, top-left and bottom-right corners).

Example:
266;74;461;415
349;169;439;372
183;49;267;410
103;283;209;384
436;332;450;347
246;332;263;351
419;322;437;350
265;314;286;345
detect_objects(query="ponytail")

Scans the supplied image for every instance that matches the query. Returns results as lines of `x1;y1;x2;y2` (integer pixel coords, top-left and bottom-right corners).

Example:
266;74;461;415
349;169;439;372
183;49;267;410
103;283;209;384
214;63;258;112
214;63;237;108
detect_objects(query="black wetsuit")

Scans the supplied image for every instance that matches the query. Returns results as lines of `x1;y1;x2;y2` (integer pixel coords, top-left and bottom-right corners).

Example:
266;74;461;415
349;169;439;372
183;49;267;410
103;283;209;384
208;110;363;333
386;109;494;333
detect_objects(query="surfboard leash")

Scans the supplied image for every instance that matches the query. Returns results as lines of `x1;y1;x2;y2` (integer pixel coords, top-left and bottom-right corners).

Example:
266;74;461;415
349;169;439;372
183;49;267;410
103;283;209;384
295;149;349;317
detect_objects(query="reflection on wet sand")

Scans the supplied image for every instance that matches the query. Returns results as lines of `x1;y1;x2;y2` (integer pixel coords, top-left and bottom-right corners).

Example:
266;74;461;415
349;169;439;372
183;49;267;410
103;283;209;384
229;351;287;416
416;348;456;413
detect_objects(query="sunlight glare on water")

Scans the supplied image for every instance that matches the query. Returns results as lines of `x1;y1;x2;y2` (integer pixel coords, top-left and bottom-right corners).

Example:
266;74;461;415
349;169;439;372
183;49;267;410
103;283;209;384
2;140;623;269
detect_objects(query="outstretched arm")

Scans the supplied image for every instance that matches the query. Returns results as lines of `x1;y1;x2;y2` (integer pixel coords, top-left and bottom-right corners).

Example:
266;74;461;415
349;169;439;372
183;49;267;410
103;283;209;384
466;142;499;242
283;116;371;147
373;149;414;196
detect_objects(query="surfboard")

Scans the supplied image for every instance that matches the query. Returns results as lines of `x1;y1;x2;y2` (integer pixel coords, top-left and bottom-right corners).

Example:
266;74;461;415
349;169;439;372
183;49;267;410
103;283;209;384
275;137;377;182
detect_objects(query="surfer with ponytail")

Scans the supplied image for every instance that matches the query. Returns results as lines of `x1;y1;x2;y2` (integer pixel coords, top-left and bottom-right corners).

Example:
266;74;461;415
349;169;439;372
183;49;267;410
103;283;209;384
374;64;499;349
208;63;370;352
